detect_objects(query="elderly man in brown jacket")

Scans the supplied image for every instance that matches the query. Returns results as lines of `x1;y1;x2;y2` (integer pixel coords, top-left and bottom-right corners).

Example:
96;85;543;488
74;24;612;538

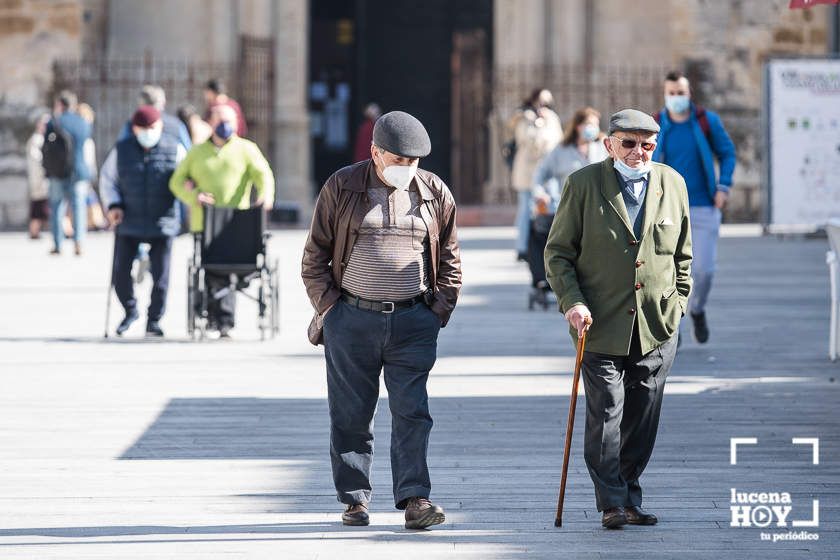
302;111;461;530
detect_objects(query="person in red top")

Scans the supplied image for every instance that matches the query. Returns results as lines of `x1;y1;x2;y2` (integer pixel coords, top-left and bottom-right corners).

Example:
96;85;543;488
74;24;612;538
352;103;381;163
203;79;247;137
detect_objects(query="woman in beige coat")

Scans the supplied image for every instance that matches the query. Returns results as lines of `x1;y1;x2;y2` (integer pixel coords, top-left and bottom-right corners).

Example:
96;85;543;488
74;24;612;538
511;88;562;260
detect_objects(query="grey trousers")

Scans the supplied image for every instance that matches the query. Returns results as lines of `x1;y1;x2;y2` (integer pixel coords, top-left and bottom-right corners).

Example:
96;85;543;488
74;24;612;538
581;327;678;511
688;205;721;315
323;299;441;509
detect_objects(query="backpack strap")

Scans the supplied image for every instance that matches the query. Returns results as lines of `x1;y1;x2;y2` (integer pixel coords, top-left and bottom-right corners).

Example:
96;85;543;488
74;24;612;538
694;105;711;141
654;106;711;141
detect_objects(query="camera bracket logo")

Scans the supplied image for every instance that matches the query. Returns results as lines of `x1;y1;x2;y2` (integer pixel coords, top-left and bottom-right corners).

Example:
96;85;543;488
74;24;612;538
729;437;820;543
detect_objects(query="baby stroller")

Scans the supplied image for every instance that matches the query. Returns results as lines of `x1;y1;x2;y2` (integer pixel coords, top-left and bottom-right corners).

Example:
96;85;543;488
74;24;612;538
527;197;555;311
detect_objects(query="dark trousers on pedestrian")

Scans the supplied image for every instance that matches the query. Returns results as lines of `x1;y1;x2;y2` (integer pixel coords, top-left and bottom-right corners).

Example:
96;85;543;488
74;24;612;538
113;235;173;321
323;299;441;509
581;323;678;511
206;272;237;329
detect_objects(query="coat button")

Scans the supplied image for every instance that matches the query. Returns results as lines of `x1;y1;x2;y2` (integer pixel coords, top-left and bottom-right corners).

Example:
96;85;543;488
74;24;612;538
628;308;636;315
635;260;643;268
629;240;638;246
635;283;642;290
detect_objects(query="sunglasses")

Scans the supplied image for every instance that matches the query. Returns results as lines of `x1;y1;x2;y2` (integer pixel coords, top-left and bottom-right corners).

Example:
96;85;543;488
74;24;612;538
611;136;657;152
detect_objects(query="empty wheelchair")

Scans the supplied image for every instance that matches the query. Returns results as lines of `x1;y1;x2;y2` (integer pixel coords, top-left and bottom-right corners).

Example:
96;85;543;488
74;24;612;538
187;206;279;340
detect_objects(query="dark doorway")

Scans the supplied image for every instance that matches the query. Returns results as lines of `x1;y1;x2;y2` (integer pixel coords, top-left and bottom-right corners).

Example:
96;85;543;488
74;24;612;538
309;0;358;190
309;0;492;201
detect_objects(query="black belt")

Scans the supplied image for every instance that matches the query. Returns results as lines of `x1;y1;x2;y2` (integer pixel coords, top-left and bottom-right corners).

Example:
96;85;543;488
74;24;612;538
341;290;427;314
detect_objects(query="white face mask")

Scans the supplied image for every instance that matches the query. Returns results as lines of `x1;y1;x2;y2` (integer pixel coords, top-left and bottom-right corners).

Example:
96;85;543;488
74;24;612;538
613;157;652;181
382;165;416;189
136;127;162;149
581;124;600;142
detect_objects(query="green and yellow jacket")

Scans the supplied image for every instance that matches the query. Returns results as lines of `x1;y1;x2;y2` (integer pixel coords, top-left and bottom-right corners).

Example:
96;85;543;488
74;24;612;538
170;136;275;232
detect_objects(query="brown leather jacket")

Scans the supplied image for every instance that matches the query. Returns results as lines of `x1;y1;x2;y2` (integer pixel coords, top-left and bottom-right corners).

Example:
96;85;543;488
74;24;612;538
302;160;462;343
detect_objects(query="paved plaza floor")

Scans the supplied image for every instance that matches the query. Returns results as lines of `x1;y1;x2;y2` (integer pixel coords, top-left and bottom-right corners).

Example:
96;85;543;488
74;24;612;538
0;227;836;559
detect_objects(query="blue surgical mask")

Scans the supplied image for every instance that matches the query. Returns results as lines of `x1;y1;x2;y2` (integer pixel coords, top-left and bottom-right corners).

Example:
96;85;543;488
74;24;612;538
582;124;600;142
215;121;234;140
665;94;690;115
135;127;162;149
613;157;651;181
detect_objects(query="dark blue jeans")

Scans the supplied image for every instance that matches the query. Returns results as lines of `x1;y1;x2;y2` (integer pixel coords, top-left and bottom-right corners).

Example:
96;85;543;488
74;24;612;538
323;299;441;509
113;235;173;322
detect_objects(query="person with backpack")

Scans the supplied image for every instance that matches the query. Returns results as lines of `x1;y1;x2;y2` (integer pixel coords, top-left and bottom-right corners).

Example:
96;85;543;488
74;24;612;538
652;71;736;344
44;90;92;256
100;106;185;337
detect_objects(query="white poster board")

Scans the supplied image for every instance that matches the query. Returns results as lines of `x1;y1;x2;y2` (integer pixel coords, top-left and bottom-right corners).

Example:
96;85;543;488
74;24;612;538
766;58;840;230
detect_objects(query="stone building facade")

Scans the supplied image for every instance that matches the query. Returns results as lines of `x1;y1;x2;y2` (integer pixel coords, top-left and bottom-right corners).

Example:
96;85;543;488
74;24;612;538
490;0;836;222
0;0;835;228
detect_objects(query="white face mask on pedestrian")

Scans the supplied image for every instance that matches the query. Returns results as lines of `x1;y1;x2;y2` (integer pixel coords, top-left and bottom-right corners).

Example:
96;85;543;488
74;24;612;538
382;165;417;189
375;151;417;190
608;135;656;180
135;127;162;149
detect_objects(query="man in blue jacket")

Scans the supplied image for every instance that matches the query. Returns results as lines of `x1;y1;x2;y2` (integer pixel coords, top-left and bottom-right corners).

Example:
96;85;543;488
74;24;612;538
100;106;186;337
46;90;92;256
652;71;736;344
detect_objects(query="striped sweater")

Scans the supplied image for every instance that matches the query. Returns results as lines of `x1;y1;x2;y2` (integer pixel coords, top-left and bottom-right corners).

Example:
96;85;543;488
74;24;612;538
341;173;430;301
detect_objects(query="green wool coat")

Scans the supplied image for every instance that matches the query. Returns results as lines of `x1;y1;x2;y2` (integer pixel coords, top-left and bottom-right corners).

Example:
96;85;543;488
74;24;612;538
544;157;693;356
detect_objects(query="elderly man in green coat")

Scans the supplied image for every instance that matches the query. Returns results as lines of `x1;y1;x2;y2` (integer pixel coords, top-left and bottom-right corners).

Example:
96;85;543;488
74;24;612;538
545;109;692;529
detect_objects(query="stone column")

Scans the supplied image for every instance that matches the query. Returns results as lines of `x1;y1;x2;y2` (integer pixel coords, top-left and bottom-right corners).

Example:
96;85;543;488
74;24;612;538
0;0;84;229
272;0;311;223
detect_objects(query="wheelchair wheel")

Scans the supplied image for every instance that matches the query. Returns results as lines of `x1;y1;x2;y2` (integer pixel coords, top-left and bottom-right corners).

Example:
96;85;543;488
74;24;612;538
257;266;271;341
195;267;207;341
270;259;280;336
187;261;196;338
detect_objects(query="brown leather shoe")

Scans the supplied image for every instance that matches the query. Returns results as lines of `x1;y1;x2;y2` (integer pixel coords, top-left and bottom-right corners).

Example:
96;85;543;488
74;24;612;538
601;506;627;529
341;503;369;526
625;505;658;525
404;497;445;529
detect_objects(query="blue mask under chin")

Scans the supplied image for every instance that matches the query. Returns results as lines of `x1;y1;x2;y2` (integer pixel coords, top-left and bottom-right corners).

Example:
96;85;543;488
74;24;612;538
613;157;651;181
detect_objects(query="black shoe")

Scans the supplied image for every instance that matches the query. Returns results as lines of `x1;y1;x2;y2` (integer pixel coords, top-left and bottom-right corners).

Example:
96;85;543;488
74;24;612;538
404;497;445;529
116;309;139;336
342;503;369;526
516;251;528;262
145;321;164;337
219;326;233;339
691;311;709;344
625;505;658;525
601;506;627;529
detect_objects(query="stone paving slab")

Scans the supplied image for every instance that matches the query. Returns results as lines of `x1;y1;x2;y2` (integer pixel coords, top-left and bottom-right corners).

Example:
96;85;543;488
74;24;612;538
0;228;836;559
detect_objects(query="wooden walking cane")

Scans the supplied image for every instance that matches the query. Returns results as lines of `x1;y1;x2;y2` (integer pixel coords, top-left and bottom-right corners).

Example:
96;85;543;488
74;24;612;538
555;316;592;527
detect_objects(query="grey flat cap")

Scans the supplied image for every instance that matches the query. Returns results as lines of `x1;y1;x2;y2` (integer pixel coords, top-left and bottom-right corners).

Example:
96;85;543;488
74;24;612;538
373;111;431;158
609;109;660;134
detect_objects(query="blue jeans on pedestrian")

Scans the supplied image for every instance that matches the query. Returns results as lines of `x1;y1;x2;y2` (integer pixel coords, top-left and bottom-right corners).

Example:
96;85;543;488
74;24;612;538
48;178;88;251
687;206;721;315
515;190;532;254
323;298;441;508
